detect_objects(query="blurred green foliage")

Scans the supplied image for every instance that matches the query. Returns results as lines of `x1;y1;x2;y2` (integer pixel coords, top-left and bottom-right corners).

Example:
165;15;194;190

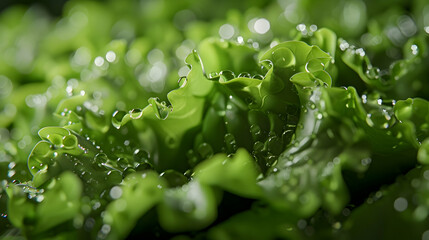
0;0;429;239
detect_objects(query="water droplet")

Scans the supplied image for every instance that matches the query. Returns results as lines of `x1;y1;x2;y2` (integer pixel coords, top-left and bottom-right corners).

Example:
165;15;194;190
297;219;307;229
8;162;16;169
112;110;127;129
122;167;136;178
219;23;235;39
266;136;283;155
208;72;219;79
410;44;419;55
365;66;380;79
219;70;235;82
366;108;396;129
305;59;325;73
129;108;143;119
62;134;78;149
135;162;153;172
250;124;262;140
133;149;150;163
332;222;342;230
7;170;15;177
186;149;199;167
253;18;270;34
253;141;264;152
413;205;428;221
237;36;244;44
339;39;350;51
197;143;213;159
366;113;374;127
178;76;187;88
94;153;109;165
117;158;128;169
238;72;251;78
224;133;237;153
106;51;117;63
252;74;264;80
159;170;188;188
361;157;372;166
361;94;368;104
342;208;351;216
148;98;170;120
282;129;294;145
355;48;366;57
393;197;408;212
109;186;122;199
94;56;105;67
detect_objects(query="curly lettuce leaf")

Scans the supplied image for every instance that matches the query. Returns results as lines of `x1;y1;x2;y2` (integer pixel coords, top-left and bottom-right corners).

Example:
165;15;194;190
6;172;82;237
260;72;420;217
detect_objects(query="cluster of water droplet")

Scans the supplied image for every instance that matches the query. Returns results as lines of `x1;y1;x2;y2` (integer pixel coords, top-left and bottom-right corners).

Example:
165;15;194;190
360;93;397;130
296;24;318;38
185;91;299;173
339;39;390;84
206;70;265;82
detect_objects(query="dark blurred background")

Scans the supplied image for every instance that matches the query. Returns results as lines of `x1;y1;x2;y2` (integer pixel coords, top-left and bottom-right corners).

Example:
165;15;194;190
0;0;69;15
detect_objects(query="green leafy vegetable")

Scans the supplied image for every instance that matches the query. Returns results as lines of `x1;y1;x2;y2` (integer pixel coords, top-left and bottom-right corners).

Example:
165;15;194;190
1;0;429;239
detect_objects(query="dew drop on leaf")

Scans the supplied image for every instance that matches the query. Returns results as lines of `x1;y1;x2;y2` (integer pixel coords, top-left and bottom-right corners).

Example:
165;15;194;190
238;72;251;78
224;133;237;153
62;134;78;149
197;142;213;159
148;98;170;120
178;76;187;88
159;170;188;188
112;110;127;129
219;70;235;82
129;108;143;119
133;149;150;163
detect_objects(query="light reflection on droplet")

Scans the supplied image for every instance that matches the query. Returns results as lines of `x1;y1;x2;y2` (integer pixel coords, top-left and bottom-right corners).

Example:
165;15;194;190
254;18;270;34
25;94;47;108
147;49;164;64
309;24;318;32
411;44;419;55
109;186;122;199
106;51;116;63
219;24;235;39
148;62;167;82
297;219;307;229
101;224;111;235
7;170;15;177
342;1;364;30
125;49;141;66
393;197;408;212
178;66;190;77
284;3;302;23
397;15;417;37
355;48;365;57
270;41;279;48
69;11;88;27
94;56;104;67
